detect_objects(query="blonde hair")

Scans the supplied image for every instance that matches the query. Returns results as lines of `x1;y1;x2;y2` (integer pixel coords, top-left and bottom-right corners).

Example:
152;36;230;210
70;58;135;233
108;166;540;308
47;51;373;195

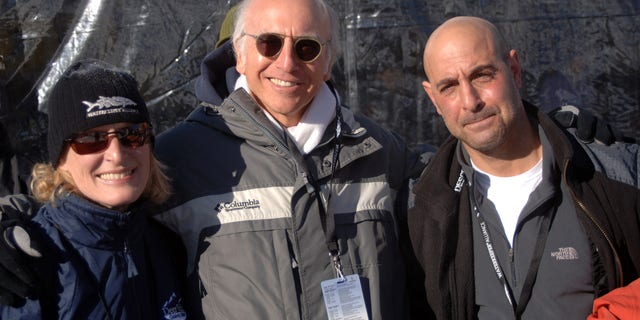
31;150;171;206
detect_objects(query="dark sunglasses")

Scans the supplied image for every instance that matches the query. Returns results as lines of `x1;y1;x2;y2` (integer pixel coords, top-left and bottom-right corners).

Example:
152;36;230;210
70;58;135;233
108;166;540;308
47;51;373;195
64;123;152;155
241;32;329;63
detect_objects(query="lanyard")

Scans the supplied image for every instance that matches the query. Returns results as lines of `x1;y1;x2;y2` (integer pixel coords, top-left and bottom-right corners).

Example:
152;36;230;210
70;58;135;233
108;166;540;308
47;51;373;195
466;171;557;318
316;101;344;280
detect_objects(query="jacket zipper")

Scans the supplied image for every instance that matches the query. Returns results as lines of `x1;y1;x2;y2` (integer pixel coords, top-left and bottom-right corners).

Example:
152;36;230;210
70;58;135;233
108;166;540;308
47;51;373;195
562;159;624;287
297;173;314;320
123;240;141;318
509;247;516;288
230;99;313;318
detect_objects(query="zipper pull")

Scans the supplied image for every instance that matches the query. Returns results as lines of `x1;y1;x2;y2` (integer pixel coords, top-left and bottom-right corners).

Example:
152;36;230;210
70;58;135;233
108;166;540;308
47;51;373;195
303;173;315;194
124;242;139;278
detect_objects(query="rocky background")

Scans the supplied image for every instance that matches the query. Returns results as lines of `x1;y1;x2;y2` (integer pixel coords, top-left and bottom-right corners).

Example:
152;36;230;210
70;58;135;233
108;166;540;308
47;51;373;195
0;0;638;185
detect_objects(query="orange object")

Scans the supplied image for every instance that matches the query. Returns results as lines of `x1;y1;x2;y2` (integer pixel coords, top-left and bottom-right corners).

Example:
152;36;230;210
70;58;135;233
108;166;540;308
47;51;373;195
588;278;640;320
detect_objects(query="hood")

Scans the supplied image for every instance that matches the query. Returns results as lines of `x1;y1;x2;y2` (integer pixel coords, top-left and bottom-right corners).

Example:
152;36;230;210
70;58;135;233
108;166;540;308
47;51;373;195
195;40;238;105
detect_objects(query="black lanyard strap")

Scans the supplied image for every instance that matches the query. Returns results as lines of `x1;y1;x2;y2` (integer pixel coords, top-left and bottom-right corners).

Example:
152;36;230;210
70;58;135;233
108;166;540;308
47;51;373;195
315;101;344;279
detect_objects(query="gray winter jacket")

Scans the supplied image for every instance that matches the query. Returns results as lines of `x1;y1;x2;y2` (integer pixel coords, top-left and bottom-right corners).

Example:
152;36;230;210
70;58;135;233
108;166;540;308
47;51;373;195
153;85;424;319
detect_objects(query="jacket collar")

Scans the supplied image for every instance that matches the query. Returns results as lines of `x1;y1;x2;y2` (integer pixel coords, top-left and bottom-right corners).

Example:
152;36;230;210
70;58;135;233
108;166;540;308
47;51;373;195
415;100;586;224
43;193;146;249
524;100;596;179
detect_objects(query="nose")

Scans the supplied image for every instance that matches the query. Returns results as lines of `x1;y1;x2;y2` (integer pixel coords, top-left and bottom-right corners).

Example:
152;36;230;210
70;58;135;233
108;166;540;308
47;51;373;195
460;81;483;112
274;38;298;71
103;134;125;163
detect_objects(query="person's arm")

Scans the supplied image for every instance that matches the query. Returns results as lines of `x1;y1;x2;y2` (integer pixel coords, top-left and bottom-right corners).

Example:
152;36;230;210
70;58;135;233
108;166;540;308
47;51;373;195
549;104;637;145
0;194;42;307
587;278;640;320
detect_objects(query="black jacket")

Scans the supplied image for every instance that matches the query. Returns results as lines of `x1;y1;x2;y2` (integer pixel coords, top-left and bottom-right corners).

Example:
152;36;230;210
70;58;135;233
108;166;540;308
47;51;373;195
407;102;640;320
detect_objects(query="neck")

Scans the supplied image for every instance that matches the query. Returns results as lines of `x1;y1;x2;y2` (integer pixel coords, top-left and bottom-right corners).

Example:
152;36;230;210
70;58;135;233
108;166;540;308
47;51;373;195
465;118;542;177
273;112;303;128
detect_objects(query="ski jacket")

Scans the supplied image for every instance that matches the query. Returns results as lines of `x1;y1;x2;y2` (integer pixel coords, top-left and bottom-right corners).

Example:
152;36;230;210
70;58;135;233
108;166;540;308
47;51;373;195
0;193;187;319
154;42;425;319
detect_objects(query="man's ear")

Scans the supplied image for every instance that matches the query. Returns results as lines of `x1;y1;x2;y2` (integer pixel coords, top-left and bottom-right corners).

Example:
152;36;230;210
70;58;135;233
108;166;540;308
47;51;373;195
508;49;522;88
323;57;332;81
234;42;246;75
422;80;442;115
323;67;331;81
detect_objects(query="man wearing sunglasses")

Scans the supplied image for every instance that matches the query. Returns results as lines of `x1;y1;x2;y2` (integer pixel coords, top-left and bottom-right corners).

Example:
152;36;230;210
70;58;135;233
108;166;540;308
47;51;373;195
150;0;425;319
0;1;632;319
0;1;425;317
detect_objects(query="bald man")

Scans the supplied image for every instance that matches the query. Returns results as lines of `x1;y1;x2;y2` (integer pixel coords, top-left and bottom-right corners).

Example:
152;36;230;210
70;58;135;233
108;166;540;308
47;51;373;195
407;16;640;320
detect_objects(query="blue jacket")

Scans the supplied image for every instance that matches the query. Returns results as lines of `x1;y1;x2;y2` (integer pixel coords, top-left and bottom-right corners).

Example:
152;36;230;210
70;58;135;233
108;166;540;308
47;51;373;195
0;193;187;319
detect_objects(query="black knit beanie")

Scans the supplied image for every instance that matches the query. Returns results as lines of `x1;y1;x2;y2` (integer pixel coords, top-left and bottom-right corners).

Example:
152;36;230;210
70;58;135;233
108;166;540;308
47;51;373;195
46;60;150;167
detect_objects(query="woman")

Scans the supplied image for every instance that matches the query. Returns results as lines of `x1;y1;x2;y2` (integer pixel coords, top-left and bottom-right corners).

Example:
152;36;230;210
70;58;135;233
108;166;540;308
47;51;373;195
0;60;187;319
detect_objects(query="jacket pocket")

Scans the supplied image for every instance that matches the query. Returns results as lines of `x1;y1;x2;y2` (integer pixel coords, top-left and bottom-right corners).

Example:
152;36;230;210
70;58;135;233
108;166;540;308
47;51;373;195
197;220;297;319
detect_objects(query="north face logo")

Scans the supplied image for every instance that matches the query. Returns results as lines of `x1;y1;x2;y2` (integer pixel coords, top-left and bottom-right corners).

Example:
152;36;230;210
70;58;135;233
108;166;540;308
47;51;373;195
82;96;138;117
551;247;579;260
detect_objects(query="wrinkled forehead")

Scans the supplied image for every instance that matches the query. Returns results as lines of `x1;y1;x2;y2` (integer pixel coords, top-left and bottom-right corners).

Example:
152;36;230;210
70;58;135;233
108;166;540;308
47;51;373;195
244;0;331;38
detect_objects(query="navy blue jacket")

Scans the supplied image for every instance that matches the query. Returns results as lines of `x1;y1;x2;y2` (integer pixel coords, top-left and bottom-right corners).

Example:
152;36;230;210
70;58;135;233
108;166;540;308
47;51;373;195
0;193;187;319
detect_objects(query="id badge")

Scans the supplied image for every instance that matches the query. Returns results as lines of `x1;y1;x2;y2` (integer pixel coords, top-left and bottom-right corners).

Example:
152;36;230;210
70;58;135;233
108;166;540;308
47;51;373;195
321;274;369;320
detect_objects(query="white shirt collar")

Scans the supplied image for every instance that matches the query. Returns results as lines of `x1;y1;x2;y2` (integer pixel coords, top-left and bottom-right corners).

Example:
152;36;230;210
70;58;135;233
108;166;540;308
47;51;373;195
235;75;336;154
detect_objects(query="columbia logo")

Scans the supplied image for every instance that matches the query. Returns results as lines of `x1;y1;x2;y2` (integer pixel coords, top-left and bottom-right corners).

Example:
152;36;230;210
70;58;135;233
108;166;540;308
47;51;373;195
551;247;579;260
214;199;261;212
82;96;138;117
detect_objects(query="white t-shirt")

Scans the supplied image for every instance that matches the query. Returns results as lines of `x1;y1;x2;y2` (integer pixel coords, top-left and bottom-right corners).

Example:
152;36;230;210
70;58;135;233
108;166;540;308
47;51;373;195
472;158;543;247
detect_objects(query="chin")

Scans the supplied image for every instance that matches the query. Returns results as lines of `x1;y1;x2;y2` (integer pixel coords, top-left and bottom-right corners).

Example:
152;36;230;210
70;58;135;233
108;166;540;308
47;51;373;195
102;192;143;210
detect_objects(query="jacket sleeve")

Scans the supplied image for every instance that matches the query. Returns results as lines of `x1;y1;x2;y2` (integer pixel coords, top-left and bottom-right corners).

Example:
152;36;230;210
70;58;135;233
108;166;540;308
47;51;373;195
587;277;640;320
393;172;434;320
1;298;44;318
395;145;436;319
579;141;640;189
0;194;41;221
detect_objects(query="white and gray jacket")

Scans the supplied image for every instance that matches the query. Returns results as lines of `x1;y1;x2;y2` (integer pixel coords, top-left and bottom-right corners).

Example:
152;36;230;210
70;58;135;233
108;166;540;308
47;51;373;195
153;87;424;319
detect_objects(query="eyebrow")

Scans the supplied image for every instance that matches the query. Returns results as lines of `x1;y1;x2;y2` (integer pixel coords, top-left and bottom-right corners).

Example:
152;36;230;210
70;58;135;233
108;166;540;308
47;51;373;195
434;63;498;89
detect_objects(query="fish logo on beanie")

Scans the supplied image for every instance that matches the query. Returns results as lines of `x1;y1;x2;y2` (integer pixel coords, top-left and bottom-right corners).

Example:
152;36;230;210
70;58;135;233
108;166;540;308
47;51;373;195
83;96;139;116
46;60;151;167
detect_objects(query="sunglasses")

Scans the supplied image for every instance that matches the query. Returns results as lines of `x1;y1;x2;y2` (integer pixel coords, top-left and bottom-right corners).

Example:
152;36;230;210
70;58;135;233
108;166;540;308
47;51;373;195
241;32;329;63
64;123;152;155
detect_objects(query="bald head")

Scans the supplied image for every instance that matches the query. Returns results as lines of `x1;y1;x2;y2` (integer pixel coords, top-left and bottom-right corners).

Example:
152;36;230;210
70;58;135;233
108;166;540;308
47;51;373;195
423;16;509;81
420;16;535;174
232;0;340;64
